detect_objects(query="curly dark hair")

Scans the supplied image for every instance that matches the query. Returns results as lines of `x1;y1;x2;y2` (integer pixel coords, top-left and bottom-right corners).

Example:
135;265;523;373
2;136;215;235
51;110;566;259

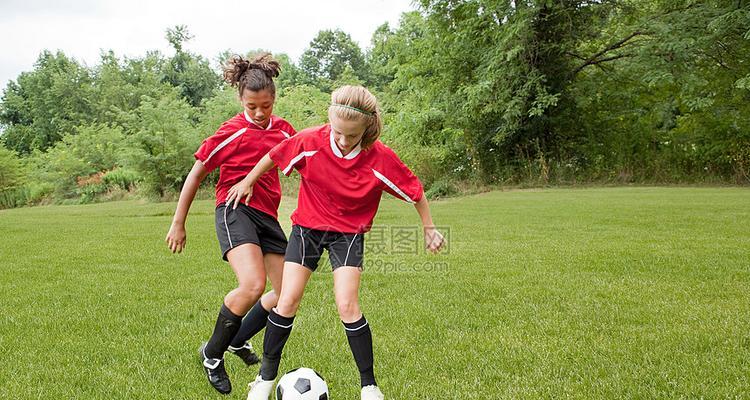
222;52;281;97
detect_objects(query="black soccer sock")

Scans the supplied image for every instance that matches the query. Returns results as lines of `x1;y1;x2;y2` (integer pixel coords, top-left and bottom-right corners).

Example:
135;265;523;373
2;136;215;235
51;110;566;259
229;299;270;349
260;309;295;381
343;315;377;387
204;303;243;359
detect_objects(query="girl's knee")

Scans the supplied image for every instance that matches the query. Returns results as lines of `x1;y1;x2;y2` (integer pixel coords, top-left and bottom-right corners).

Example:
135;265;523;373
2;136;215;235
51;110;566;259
275;295;301;317
237;280;266;301
336;298;361;321
261;290;279;308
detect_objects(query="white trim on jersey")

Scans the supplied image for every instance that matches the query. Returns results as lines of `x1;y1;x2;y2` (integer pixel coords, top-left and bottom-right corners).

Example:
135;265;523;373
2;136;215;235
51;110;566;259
202;128;247;166
282;151;318;175
372;169;416;203
329;129;361;159
244;111;273;130
280;130;291;139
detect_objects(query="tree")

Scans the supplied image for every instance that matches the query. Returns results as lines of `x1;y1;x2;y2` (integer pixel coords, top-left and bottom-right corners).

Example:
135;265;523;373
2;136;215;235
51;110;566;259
299;29;368;91
275;53;308;94
366;23;396;91
0;51;96;154
93;50;174;127
383;1;738;181
273;85;330;130
162;25;222;107
123;90;201;197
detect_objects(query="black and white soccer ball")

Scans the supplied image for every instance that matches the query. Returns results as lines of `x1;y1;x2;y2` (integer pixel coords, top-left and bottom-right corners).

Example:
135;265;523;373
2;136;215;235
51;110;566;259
275;367;329;400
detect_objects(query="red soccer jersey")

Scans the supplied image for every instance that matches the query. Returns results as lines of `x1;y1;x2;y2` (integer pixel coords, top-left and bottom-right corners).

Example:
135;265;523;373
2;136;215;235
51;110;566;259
268;124;424;233
194;112;296;218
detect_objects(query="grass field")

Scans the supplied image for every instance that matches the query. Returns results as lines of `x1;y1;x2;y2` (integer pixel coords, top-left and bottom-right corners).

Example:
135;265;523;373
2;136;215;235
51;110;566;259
0;187;749;399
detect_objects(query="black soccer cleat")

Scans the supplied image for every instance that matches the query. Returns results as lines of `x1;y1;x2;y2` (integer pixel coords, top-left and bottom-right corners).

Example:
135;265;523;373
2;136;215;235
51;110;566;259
199;342;232;394
227;342;261;366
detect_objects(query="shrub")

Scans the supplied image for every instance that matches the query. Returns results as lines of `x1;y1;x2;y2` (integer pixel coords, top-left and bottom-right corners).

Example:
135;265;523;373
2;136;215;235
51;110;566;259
102;168;141;191
0;147;26;190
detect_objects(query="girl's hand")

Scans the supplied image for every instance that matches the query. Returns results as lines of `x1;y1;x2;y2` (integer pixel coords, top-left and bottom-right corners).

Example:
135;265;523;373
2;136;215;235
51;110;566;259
166;222;187;253
225;178;253;209
424;226;446;254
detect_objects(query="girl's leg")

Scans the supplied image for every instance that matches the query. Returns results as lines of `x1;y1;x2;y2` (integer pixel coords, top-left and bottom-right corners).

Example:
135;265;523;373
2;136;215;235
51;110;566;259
263;252;285;305
259;262;312;381
204;243;267;359
333;266;377;388
229;253;284;349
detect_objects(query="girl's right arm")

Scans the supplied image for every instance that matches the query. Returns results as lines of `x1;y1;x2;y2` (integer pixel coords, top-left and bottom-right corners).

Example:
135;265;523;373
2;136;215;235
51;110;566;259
225;153;276;210
166;160;210;253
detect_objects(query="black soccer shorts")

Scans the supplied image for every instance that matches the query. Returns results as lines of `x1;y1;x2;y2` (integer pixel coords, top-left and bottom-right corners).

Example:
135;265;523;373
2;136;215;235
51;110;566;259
284;225;365;271
215;203;288;260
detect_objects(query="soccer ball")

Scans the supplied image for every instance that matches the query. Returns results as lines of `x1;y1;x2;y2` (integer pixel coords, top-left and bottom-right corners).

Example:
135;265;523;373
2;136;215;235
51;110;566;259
275;367;329;400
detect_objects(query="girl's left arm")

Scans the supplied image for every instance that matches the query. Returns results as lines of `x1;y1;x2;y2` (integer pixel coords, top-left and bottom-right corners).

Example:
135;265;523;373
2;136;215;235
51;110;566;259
414;196;446;254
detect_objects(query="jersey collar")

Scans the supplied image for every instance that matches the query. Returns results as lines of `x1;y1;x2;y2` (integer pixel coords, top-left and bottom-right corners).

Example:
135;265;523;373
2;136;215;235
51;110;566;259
244;111;273;130
329;125;361;160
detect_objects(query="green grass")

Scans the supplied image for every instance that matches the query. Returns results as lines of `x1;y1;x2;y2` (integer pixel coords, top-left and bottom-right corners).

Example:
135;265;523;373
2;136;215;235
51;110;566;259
1;187;749;399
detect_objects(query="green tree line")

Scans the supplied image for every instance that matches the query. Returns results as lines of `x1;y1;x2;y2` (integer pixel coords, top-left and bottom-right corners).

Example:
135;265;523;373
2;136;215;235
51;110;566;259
1;1;748;208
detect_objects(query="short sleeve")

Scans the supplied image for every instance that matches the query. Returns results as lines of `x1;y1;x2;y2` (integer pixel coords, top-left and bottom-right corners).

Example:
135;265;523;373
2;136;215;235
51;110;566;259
194;122;246;172
279;121;297;139
375;147;424;203
269;133;312;176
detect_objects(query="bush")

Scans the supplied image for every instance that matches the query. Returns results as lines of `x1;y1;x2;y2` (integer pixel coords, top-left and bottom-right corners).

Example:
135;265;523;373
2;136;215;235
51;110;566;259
64;124;126;171
0;147;26;190
77;182;108;204
196;86;240;136
424;179;457;199
0;187;28;209
123;91;201;198
274;84;329;130
19;124;128;201
25;147;91;199
0;182;53;209
102;168;141;191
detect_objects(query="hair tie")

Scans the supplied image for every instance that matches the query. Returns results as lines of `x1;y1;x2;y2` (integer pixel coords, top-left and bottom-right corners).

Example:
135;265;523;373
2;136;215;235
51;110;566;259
332;103;374;116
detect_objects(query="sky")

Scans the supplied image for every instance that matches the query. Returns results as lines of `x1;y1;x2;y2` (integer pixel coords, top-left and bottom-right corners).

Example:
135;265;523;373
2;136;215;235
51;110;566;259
0;0;416;88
